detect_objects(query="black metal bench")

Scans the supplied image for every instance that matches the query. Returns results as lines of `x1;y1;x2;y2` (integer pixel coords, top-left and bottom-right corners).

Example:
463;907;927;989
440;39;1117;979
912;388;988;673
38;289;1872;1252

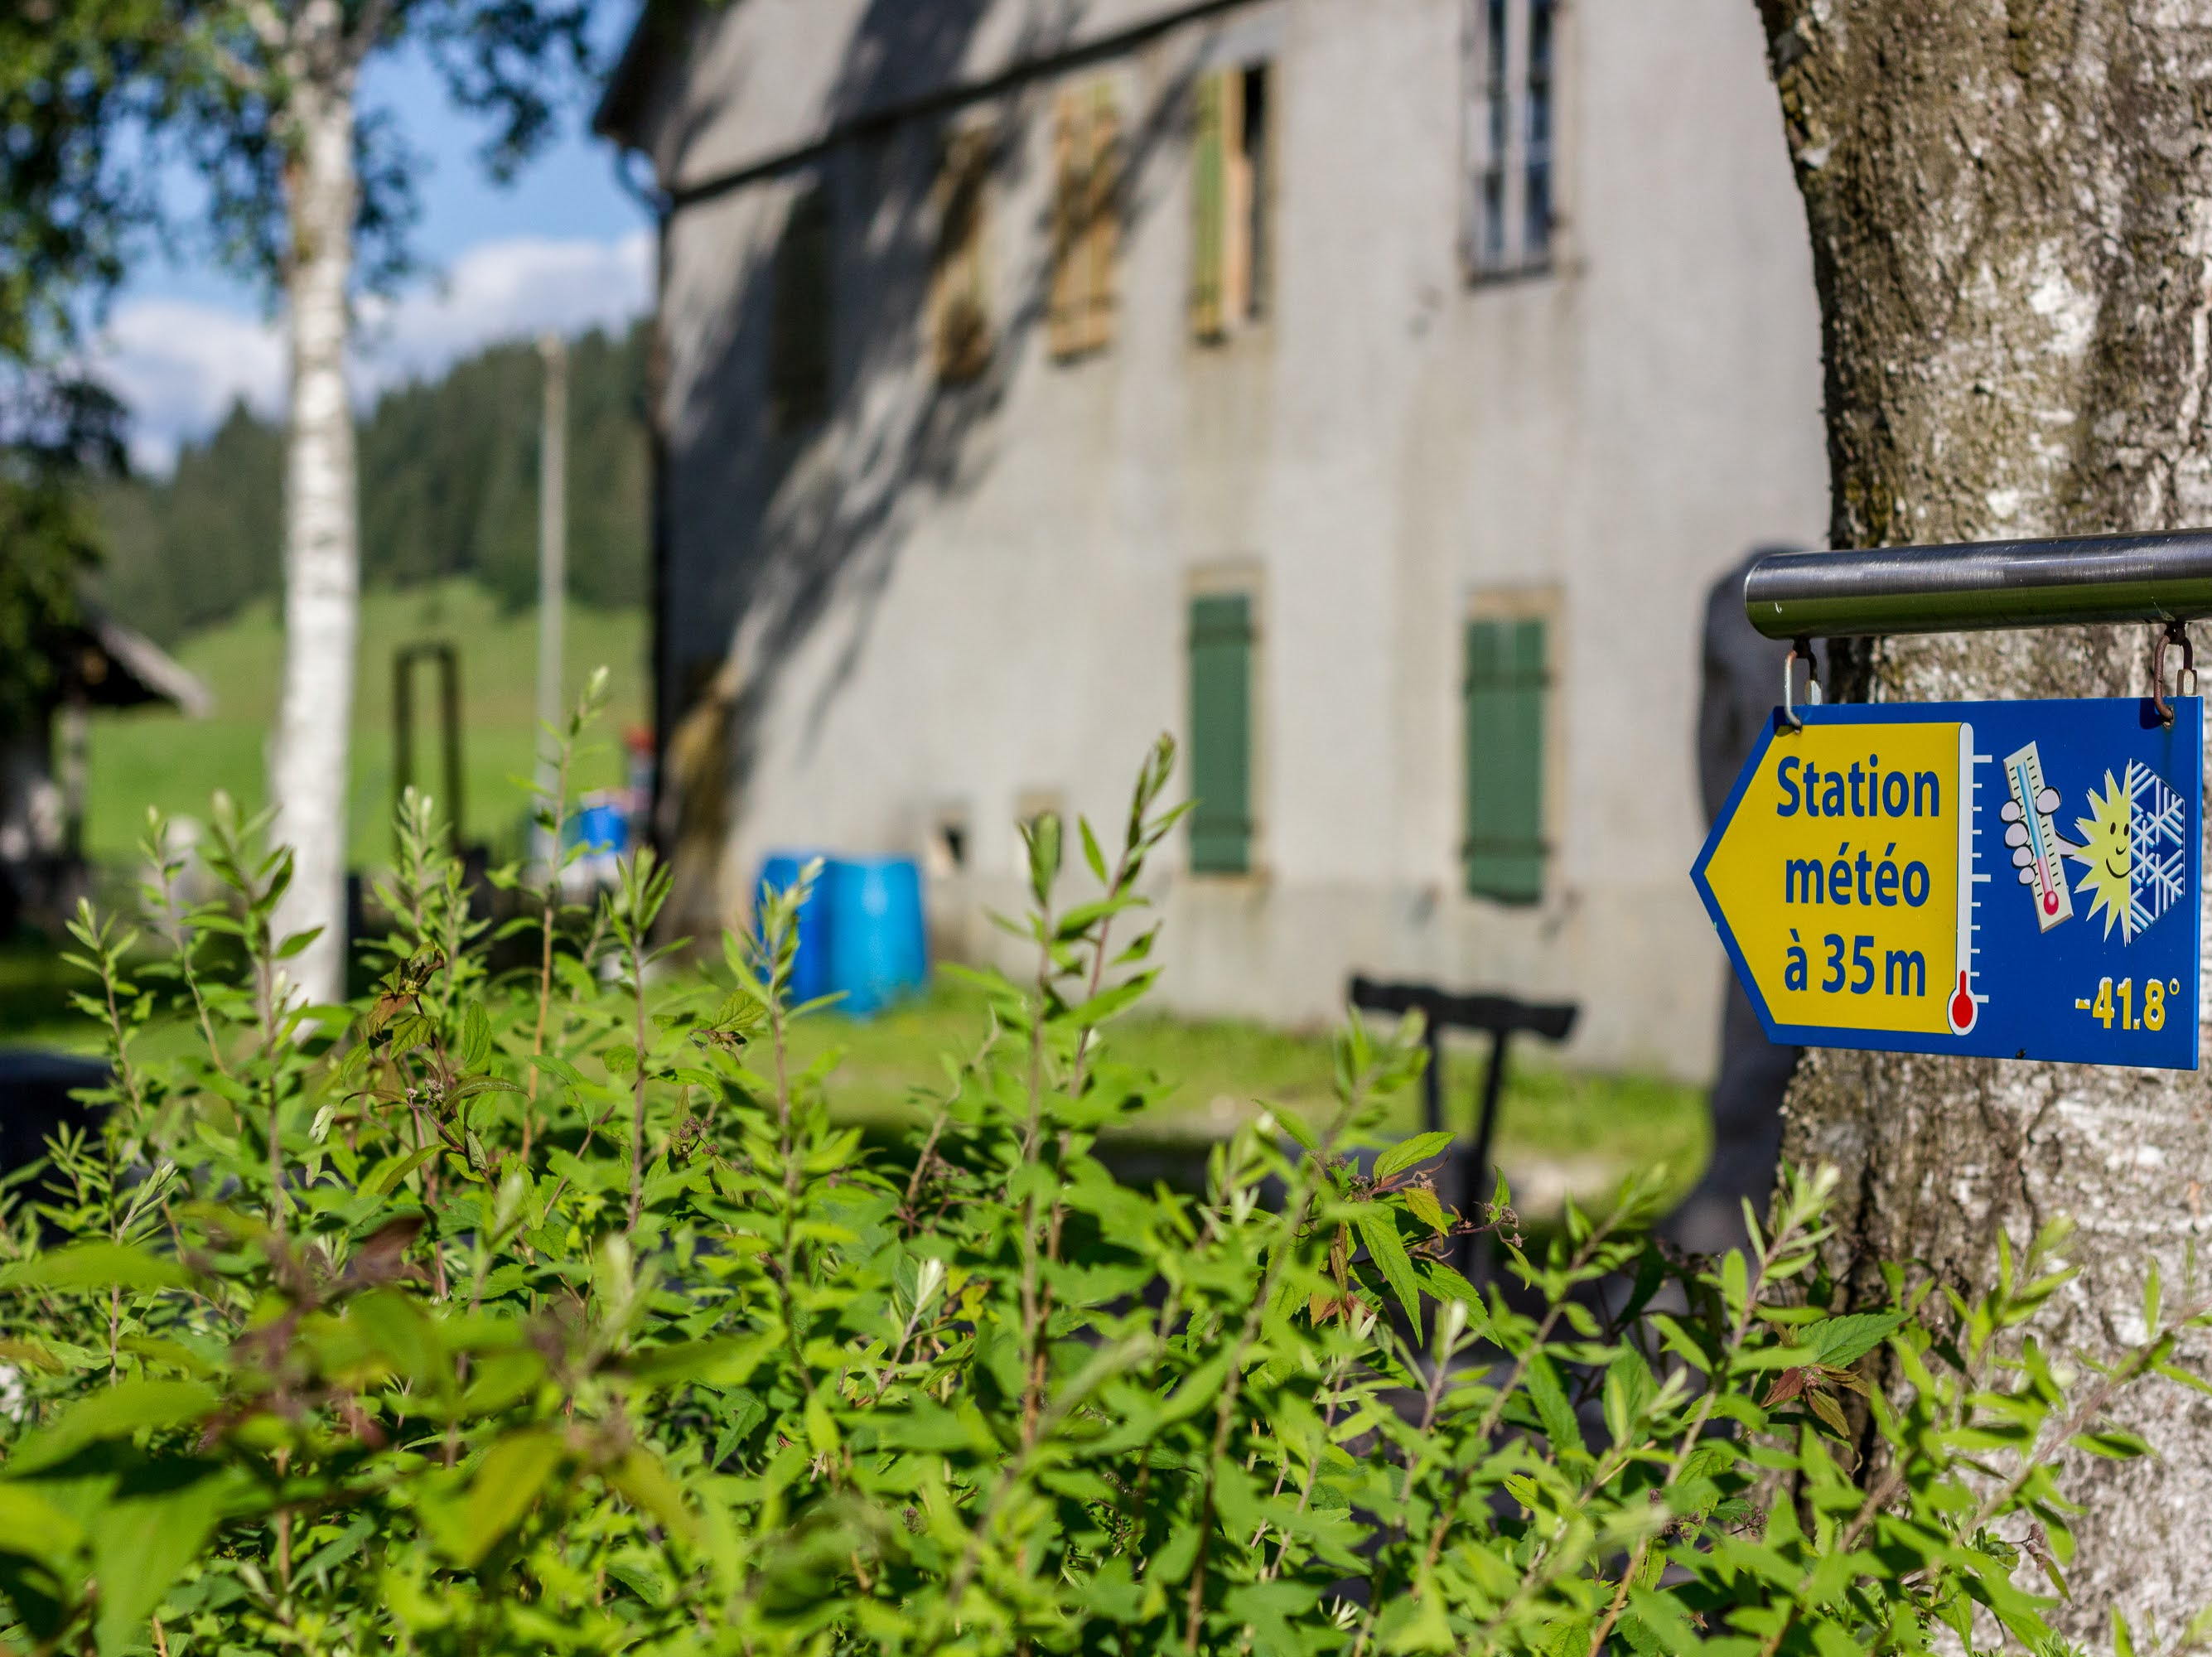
1346;977;1579;1272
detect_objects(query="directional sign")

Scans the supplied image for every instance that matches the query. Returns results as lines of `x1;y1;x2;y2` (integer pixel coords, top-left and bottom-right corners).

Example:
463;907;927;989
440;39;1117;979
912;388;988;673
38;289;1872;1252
1693;698;2202;1070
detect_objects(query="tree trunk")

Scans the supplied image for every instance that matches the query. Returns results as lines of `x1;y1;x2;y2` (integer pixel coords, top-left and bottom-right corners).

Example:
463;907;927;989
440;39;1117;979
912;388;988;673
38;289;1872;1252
1756;1;2212;1634
268;44;360;1008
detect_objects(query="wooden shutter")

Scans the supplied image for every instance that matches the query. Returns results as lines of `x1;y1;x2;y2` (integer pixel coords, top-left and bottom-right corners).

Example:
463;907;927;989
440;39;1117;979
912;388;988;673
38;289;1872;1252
1462;616;1547;903
1189;592;1254;874
932;128;993;382
1051;84;1120;360
1191;72;1228;341
1048;90;1085;358
1083;81;1121;351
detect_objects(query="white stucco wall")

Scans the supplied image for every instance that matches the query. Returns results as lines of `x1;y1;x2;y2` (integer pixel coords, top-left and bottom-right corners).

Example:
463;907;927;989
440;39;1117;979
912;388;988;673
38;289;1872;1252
630;0;1828;1080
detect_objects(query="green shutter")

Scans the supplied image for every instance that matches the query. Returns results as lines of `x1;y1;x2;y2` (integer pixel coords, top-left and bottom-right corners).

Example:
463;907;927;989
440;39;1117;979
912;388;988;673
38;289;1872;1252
1463;616;1547;903
1189;592;1253;874
1191;73;1226;340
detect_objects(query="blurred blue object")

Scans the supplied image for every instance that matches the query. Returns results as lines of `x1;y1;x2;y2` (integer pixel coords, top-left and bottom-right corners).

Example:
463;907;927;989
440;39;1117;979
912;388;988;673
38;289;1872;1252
757;852;834;1004
568;798;629;855
823;857;927;1016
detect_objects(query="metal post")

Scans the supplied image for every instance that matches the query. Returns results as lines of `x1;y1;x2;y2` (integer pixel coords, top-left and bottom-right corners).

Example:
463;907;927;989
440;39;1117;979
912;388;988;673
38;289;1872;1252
535;334;569;825
1463;1028;1512;1280
393;650;415;819
438;645;463;850
394;643;464;850
1745;530;2212;639
1421;1020;1444;1142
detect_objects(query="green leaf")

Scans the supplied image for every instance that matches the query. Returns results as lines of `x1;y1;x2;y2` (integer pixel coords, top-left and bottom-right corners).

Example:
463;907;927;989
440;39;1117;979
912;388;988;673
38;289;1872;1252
1805;1389;1852;1438
1374;1132;1454;1182
1069;973;1157;1028
1024;812;1062;908
439;1429;565;1567
1524;1354;1583;1460
362;1145;441;1199
624;1335;776;1389
91;1465;238;1657
1272;1109;1321;1156
0;1485;84;1564
0;1243;190;1294
12;1380;221;1476
459;1002;492;1070
1808;1311;1905;1368
1351;1206;1423;1339
1403;1187;1447;1234
606;1447;697;1543
2071;1428;2152;1460
1079;818;1108;884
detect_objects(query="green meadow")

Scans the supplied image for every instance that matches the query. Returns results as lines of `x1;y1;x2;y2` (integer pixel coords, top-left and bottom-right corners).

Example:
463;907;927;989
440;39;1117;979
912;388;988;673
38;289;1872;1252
85;581;647;867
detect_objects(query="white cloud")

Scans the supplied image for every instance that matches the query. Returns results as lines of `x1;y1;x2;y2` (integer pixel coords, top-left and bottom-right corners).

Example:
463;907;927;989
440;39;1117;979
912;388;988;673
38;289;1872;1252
354;229;654;393
94;299;287;474
94;229;654;474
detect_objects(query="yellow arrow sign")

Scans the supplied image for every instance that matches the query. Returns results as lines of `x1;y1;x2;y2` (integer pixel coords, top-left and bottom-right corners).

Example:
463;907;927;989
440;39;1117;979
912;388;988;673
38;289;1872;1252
1698;715;1969;1038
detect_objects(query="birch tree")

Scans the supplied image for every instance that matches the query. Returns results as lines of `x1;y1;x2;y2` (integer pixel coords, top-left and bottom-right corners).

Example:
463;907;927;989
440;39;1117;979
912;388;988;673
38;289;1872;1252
0;0;600;1002
1757;1;2212;1629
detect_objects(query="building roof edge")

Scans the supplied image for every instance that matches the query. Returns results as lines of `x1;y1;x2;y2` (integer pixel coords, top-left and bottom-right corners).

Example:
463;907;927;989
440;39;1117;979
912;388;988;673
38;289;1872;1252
594;0;700;151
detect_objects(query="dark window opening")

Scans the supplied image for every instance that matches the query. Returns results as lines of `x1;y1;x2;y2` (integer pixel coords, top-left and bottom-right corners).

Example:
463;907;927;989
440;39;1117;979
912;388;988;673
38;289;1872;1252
767;185;833;432
1524;0;1554;262
1240;62;1271;322
1480;0;1508;268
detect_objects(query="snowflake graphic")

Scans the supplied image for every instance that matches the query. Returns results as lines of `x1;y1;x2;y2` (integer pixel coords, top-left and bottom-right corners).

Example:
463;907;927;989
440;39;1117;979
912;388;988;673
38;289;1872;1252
2126;760;2187;940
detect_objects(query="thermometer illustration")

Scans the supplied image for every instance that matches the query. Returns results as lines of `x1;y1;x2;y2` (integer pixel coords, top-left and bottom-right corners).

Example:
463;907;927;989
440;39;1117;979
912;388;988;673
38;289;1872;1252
1951;724;1983;1036
2002;742;2073;932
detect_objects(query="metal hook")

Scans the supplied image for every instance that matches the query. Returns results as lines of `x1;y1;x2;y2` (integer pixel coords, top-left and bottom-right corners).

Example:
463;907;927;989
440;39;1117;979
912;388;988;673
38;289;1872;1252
2153;620;2197;726
1782;636;1821;732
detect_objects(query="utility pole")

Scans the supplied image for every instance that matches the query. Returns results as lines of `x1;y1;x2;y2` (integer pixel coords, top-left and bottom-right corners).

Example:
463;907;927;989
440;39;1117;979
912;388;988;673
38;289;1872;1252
534;331;568;838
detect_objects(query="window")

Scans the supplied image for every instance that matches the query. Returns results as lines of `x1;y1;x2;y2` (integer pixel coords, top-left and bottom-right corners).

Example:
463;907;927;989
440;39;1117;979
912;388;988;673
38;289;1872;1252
1049;81;1122;359
930;124;995;383
1464;0;1558;278
1462;612;1549;903
1191;61;1272;342
1188;592;1255;874
767;184;832;431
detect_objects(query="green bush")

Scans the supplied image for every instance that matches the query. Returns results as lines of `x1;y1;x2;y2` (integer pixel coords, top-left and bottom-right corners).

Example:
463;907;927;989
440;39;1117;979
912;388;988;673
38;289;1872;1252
1;694;2204;1655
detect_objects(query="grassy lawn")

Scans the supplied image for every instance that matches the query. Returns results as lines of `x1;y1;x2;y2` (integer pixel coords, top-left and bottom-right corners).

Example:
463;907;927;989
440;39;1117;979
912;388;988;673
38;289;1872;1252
2;943;1709;1214
781;980;1709;1210
85;581;647;868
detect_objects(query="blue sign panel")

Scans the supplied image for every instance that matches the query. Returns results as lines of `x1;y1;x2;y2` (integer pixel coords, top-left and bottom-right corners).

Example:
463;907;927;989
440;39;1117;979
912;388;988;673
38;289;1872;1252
1693;697;2202;1070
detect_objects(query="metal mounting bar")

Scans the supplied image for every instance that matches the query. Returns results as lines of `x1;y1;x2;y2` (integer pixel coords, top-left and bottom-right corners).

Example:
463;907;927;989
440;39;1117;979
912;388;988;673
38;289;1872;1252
1744;530;2212;640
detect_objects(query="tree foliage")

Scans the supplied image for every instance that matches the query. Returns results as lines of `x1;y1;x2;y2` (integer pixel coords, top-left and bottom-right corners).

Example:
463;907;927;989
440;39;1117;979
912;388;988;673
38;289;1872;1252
0;374;129;734
0;0;602;351
92;322;649;641
0;723;2205;1655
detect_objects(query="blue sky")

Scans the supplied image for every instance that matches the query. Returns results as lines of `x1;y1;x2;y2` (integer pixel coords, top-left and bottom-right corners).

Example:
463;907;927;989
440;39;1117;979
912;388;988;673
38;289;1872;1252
104;7;654;471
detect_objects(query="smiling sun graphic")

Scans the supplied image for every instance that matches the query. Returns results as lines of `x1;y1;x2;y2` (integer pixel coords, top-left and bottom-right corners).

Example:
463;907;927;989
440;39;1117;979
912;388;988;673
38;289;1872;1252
2065;761;2188;943
2071;773;2134;938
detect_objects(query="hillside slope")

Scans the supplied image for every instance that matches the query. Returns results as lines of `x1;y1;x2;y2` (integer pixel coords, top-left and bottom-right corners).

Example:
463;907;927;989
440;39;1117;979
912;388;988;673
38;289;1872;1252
93;322;650;644
86;581;645;867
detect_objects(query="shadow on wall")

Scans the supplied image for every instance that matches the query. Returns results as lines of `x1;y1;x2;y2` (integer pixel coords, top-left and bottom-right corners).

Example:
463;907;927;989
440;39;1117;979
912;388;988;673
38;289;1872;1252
656;0;1216;926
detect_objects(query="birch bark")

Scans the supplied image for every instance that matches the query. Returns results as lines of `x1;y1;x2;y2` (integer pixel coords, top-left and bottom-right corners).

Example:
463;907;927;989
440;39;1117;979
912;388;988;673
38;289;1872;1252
268;4;361;1007
1756;0;2212;1630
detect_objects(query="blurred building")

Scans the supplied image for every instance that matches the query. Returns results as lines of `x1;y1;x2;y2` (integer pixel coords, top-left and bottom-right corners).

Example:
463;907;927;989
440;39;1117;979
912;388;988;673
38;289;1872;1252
598;0;1826;1078
0;611;210;932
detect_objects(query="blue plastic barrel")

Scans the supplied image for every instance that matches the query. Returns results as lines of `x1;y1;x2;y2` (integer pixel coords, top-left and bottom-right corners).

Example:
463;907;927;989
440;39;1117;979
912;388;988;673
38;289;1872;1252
568;799;629;856
823;857;928;1016
756;853;834;1005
